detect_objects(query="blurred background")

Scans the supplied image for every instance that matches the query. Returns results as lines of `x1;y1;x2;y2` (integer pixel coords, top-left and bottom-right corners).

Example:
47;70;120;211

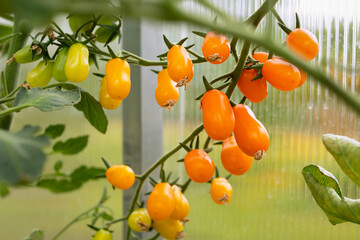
1;0;360;239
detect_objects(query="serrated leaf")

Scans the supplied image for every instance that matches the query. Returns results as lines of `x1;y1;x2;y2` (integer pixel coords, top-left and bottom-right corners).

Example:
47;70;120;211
53;135;88;155
74;91;108;134
302;164;360;225
44;124;65;139
322;134;360;187
0;125;49;184
37;166;105;193
14;87;81;112
0;182;9;197
24;229;44;240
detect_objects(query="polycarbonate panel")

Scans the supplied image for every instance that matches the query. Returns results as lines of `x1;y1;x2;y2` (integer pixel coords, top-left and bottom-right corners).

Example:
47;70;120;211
162;0;360;239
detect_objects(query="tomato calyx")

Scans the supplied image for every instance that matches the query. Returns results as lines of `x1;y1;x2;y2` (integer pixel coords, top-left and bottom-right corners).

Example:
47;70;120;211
175;77;190;89
176;231;186;239
254;149;266;161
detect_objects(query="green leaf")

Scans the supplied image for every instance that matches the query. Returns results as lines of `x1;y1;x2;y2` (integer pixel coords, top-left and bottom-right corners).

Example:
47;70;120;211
53;135;88;155
100;212;114;221
54;161;63;173
14;87;81;112
37;166;105;193
24;229;44;240
0;182;10;197
302;164;360;225
322;134;360;187
44;124;65;139
74;91;108;134
0;125;49;184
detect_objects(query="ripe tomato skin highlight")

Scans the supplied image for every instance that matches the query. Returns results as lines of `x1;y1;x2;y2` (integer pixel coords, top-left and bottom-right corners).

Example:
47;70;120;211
202;31;230;64
105;165;135;190
233;104;270;160
184;149;215;183
99;77;122;110
105;58;131;100
128;208;152;232
64;43;89;82
14;44;41;64
237;69;268;103
91;229;112;240
210;177;233;205
262;58;300;91
147;183;175;221
26;60;53;88
202;89;235;140
155;69;179;109
170;185;190;220
167;45;194;86
286;28;319;61
221;136;253;175
52;48;69;82
153;218;184;240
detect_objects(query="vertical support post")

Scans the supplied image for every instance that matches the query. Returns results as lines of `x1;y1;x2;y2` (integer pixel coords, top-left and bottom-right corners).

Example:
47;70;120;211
122;18;163;238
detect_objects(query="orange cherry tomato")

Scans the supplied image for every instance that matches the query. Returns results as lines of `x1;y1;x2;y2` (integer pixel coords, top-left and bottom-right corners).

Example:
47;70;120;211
202;31;230;64
286;28;319;61
233;104;270;160
105;165;135;190
99;77;122;110
147;183;175;221
167;45;194;87
155;69;179;109
221;136;253;175
237;69;268;103
262;58;300;91
184;149;215;183
153;218;184;240
251;52;280;63
170;185;190;220
105;58;131;100
210;177;233;205
201;89;235;140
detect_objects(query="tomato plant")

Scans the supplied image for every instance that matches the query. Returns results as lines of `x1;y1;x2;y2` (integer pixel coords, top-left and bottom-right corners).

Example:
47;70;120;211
0;1;357;240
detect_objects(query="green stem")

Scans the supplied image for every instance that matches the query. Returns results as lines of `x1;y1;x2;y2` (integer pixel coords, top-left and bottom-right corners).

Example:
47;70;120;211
271;8;285;24
0;97;16;104
0;14;31;130
0;105;29;119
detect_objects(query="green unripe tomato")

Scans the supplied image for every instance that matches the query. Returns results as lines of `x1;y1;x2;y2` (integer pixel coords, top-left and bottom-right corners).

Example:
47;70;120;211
64;43;89;83
52;48;69;82
68;14;93;33
26;60;53;88
14;44;41;64
91;229;112;240
128;208;152;232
